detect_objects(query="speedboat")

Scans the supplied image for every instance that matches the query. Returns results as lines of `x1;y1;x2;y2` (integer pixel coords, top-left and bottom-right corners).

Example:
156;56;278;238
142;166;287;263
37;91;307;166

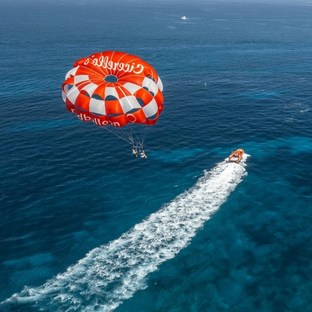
181;16;187;20
228;149;244;163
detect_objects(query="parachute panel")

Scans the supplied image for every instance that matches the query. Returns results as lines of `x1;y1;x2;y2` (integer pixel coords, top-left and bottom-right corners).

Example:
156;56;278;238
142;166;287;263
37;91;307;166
119;96;141;113
90;98;106;115
142;99;159;118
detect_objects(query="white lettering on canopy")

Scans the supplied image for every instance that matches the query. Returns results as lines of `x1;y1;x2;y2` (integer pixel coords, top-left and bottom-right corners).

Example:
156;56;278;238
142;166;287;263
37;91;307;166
71;109;121;127
84;56;144;75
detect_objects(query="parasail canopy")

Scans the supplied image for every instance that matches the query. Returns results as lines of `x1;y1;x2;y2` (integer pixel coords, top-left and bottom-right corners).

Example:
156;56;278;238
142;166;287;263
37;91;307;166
62;51;164;145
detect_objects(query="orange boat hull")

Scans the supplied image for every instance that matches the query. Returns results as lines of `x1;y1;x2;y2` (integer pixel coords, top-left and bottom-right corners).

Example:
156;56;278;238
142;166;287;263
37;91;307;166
228;149;244;163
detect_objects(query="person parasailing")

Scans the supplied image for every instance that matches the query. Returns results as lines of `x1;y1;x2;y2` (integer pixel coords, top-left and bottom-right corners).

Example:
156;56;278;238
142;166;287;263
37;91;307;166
132;147;138;157
140;150;147;158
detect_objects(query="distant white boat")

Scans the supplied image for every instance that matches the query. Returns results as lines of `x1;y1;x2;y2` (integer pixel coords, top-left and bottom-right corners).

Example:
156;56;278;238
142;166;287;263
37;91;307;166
181;16;187;20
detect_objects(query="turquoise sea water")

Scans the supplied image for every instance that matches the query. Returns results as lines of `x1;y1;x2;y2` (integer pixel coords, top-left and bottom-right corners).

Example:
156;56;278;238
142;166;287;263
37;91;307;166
1;0;312;311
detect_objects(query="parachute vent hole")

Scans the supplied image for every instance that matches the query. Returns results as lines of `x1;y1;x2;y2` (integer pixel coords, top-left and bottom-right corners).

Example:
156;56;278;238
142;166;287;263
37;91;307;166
107;113;122;117
146;75;156;83
81;90;90;97
147;113;157;120
127;108;140;114
143;87;155;97
104;75;118;83
92;94;103;100
136;98;144;107
76;106;88;113
105;95;118;101
92;112;105;116
68;84;74;90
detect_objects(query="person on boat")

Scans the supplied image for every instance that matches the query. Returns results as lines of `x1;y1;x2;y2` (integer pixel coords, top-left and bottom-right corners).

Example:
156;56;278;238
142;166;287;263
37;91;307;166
140;150;147;158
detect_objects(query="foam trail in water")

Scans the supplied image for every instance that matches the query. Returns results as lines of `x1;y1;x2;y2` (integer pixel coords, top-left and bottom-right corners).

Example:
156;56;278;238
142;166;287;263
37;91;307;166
2;156;248;312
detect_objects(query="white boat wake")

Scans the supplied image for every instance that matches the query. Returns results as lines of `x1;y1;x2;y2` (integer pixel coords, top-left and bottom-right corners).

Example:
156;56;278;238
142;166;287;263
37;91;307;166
2;155;248;312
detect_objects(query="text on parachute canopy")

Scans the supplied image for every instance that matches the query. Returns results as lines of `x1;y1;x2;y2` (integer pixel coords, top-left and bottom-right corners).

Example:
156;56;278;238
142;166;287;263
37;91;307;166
84;56;144;75
72;110;140;127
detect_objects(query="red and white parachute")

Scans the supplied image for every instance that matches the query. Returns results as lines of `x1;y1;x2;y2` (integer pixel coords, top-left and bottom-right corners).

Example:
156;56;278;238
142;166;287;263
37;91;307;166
62;51;164;146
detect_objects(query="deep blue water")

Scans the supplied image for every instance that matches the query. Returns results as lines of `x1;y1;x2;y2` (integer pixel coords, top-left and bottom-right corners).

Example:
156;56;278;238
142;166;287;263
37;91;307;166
1;0;312;311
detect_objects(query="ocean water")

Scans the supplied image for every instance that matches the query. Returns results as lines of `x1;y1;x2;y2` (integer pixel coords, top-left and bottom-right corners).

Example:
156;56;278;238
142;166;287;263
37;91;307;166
1;0;312;311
